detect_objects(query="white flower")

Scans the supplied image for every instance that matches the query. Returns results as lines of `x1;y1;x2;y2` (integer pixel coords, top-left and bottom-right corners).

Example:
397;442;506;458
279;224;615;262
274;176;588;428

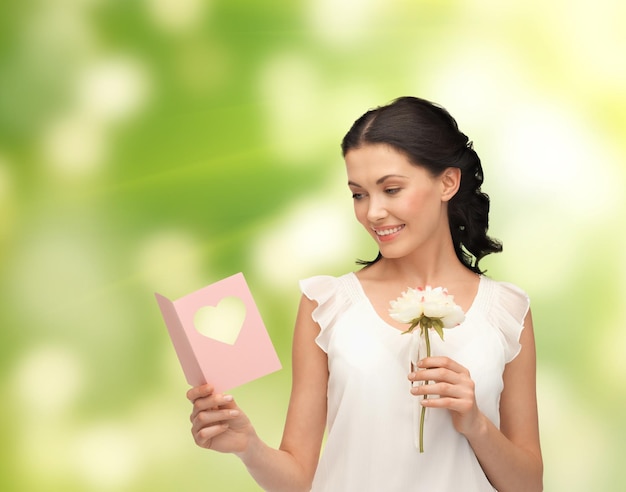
389;286;465;335
388;287;424;324
389;285;466;453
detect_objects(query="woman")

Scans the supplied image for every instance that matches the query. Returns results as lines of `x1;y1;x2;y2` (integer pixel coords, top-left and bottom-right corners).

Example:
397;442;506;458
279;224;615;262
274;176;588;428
187;97;543;491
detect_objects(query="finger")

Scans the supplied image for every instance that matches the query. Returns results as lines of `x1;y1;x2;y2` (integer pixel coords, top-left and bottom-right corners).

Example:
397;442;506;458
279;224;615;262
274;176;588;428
420;396;475;414
194;422;229;448
411;368;475;390
187;384;215;402
190;394;235;421
411;381;461;398
411;379;475;402
417;356;468;373
191;407;240;432
410;367;464;385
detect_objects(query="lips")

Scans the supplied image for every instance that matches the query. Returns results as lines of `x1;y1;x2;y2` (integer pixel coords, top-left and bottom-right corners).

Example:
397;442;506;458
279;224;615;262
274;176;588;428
373;225;405;237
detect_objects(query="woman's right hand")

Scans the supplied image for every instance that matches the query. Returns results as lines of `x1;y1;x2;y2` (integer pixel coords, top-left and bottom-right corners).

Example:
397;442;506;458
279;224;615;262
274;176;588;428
187;384;255;454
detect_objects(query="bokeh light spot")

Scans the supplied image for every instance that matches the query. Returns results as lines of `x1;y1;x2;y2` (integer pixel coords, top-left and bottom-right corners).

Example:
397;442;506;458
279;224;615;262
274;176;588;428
10;224;108;325
71;423;141;490
145;0;209;34
493;101;620;216
42;112;107;177
11;345;83;417
306;0;386;47
538;367;609;490
258;53;325;163
76;56;151;124
40;56;150;178
136;229;205;296
252;188;358;288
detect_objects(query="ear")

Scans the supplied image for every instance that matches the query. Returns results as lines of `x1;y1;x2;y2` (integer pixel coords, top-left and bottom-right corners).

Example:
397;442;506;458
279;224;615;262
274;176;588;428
440;167;461;202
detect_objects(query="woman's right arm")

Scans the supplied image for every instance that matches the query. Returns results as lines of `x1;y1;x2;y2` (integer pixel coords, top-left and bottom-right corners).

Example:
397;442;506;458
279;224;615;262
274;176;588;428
187;294;328;492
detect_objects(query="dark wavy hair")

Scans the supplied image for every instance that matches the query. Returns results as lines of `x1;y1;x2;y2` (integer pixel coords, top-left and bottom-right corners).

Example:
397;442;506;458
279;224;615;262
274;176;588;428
342;96;502;274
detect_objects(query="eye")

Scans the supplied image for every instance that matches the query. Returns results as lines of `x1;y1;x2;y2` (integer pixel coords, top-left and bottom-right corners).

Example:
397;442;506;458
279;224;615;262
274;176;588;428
352;192;365;200
385;187;401;195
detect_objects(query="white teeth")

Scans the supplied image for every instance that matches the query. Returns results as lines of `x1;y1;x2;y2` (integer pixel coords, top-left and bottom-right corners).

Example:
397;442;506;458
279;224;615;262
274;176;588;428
375;226;403;236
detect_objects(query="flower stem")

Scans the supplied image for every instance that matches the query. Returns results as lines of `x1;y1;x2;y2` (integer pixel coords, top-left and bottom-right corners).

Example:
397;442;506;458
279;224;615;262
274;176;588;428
419;403;426;453
419;327;431;453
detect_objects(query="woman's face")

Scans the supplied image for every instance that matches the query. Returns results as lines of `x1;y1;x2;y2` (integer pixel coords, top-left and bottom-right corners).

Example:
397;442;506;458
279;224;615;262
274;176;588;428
345;144;452;260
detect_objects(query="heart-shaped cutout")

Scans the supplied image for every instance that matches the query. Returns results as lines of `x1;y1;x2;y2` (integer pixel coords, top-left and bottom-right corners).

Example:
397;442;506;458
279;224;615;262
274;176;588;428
193;296;246;345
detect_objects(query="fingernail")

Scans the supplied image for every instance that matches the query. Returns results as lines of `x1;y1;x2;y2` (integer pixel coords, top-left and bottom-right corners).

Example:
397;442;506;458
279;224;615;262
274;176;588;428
223;395;234;402
229;410;239;417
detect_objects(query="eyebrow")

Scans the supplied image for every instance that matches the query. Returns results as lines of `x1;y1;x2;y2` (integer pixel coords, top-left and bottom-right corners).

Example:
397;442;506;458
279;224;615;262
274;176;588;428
348;174;409;187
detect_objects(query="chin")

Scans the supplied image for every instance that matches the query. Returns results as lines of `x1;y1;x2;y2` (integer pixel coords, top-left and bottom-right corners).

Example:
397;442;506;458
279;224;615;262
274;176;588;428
376;245;407;260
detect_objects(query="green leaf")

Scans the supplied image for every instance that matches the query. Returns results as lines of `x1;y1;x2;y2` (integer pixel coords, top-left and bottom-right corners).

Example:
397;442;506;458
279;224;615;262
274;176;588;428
432;318;445;341
401;319;420;335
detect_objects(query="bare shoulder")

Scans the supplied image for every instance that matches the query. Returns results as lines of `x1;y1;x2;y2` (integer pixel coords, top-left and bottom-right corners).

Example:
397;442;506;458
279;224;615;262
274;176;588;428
499;309;540;454
354;263;381;282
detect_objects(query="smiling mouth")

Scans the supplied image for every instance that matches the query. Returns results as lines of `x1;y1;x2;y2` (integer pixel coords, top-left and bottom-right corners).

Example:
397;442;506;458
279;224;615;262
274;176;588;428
374;225;405;236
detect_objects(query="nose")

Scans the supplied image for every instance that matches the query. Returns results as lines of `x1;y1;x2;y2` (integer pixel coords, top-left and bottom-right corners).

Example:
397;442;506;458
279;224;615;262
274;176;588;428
366;195;388;223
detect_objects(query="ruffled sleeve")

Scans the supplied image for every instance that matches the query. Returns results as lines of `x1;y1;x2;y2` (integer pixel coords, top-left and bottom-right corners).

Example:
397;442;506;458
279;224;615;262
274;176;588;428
299;275;352;353
490;281;530;363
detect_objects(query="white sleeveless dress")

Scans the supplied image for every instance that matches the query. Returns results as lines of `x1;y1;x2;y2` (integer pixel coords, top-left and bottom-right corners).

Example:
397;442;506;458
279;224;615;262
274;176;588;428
299;273;529;492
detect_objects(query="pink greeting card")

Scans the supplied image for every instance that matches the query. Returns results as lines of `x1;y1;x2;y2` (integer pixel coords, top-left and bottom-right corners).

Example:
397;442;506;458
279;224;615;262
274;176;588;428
155;272;281;393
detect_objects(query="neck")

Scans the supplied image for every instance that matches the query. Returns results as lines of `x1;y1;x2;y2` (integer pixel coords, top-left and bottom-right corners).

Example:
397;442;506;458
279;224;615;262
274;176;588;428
375;237;470;287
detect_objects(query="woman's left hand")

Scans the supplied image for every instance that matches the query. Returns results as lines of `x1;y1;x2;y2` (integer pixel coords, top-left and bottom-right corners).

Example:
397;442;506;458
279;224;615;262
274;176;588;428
409;356;486;438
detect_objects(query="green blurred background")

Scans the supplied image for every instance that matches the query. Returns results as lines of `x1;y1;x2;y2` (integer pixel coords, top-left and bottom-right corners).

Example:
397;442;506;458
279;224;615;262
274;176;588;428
1;0;625;490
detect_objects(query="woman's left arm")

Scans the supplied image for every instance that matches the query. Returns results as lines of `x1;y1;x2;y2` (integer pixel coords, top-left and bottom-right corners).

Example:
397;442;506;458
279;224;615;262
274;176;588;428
411;309;543;492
